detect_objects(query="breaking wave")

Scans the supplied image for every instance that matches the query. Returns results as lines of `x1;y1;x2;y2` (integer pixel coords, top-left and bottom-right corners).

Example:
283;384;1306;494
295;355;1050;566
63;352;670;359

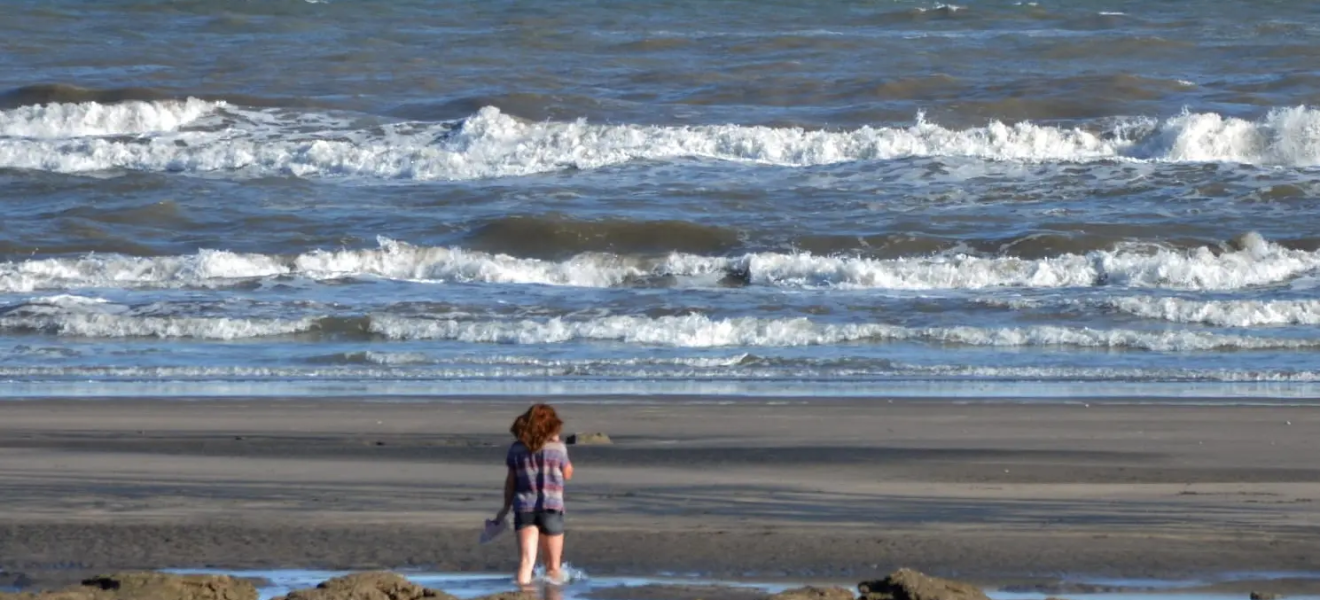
0;313;315;339
0;98;220;138
993;295;1320;327
366;314;1320;351
4;101;1320;179
1105;297;1320;327
3;233;1316;292
5;296;1317;350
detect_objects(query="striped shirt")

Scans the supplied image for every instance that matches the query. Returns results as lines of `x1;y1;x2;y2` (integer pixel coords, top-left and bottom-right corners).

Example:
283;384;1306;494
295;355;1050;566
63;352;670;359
506;440;571;513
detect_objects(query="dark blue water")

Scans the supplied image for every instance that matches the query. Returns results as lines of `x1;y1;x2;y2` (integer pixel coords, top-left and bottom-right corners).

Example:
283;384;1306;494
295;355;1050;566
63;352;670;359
4;0;1320;400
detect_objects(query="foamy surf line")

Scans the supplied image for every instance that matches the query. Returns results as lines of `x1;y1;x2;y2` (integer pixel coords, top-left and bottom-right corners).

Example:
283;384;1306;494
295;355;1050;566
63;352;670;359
5;102;1320;179
3;233;1316;292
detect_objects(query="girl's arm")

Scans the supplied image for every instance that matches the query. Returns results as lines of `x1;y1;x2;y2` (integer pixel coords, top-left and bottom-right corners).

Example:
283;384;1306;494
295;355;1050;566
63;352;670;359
496;467;515;519
554;433;573;480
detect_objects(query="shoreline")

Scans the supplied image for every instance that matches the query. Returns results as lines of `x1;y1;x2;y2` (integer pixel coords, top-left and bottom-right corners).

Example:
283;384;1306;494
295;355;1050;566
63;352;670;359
2;395;1320;408
1;398;1317;592
3;382;1320;404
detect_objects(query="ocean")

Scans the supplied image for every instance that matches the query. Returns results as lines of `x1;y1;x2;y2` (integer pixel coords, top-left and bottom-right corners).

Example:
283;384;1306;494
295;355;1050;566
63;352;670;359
4;0;1320;400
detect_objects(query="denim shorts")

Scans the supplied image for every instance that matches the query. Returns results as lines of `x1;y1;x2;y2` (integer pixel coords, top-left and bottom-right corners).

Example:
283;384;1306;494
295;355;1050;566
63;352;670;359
514;510;565;535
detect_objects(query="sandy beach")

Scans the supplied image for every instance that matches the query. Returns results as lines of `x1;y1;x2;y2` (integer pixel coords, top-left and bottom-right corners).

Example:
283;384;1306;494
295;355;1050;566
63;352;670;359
1;398;1317;592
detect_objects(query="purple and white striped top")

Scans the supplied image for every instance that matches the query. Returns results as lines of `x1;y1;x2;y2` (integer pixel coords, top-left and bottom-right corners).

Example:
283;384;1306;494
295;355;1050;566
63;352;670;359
506;440;571;513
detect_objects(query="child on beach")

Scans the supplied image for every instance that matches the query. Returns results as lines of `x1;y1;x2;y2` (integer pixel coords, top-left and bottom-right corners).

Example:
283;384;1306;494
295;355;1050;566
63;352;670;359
494;404;575;586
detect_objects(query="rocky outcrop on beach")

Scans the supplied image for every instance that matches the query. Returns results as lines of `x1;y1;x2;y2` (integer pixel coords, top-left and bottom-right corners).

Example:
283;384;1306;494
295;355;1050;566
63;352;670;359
272;572;457;600
768;586;856;600
0;572;256;600
858;568;991;600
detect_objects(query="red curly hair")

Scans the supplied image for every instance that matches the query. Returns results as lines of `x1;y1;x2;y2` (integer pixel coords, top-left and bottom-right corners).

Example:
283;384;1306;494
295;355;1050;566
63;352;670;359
510;403;563;453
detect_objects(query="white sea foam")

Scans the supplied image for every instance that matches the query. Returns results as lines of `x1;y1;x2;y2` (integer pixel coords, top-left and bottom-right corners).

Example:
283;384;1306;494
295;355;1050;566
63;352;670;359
18;294;112;309
0;98;220;138
0;249;290;292
1108;297;1320;326
368;314;1320;351
0;314;315;339
3;234;1316;292
917;4;965;13
293;238;650;287
900;364;1320;382
5;104;1320;179
8;298;1314;349
995;296;1320;327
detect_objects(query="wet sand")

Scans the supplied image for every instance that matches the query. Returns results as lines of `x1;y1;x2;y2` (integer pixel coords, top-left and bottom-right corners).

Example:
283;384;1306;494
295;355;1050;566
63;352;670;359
0;398;1317;591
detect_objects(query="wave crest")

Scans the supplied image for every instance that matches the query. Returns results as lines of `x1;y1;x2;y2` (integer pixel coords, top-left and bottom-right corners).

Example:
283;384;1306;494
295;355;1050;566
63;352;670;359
3;233;1316;292
370;314;1320;351
6;104;1320;178
0;97;220;138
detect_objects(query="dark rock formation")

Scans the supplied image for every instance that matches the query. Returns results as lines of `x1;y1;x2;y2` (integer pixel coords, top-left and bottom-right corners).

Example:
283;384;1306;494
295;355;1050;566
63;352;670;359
0;572;255;600
272;572;457;600
858;568;990;600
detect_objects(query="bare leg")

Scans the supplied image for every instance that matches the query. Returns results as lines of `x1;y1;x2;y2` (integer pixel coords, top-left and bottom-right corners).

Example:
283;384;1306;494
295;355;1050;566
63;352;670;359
516;526;539;585
540;533;565;583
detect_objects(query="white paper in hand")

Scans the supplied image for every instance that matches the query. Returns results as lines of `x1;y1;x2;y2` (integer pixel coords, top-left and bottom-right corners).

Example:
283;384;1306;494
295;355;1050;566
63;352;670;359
479;517;508;545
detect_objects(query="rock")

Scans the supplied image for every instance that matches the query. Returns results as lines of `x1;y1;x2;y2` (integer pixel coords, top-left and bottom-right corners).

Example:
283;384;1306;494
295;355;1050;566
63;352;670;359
859;569;990;600
273;572;457;600
82;573;256;600
566;432;612;445
769;586;856;600
1250;593;1282;600
0;572;256;600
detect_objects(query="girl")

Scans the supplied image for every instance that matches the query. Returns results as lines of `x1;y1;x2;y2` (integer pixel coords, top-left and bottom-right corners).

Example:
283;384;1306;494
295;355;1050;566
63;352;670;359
495;404;574;585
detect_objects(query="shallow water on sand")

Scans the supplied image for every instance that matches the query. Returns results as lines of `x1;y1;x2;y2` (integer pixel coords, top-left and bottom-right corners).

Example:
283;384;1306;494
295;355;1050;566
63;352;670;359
166;570;1320;600
5;1;1320;399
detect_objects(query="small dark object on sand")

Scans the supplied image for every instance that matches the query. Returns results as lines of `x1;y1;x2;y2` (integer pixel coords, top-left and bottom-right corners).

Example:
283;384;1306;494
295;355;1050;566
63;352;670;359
566;432;612;445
